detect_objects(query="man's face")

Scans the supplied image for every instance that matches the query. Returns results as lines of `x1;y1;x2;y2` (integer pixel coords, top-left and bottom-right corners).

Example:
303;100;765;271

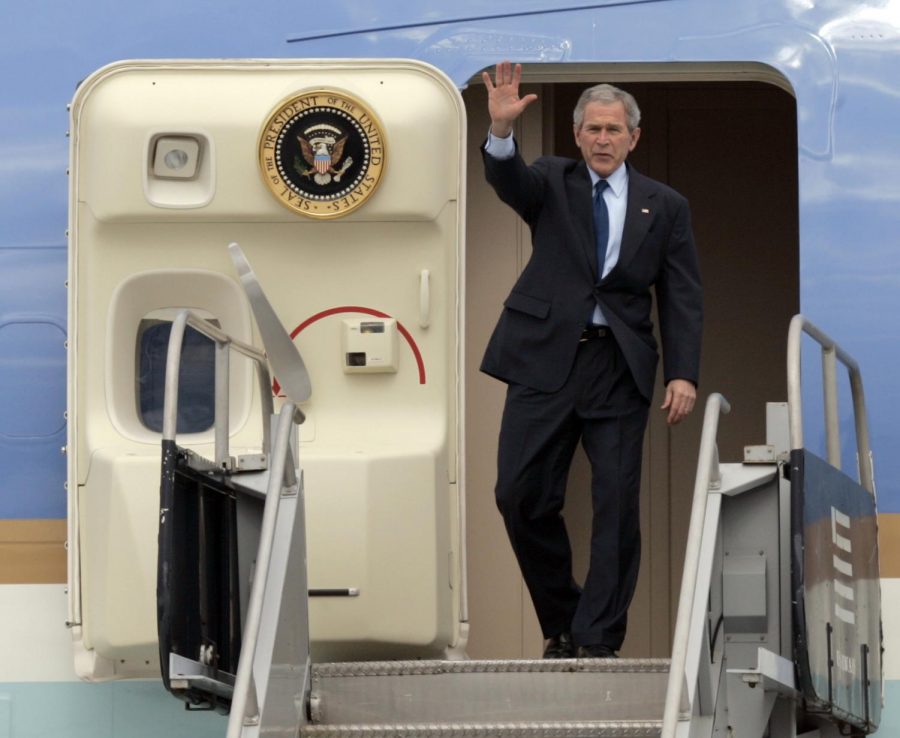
574;100;641;178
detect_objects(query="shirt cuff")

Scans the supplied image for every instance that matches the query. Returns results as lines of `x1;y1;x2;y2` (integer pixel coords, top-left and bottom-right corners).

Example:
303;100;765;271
484;129;515;160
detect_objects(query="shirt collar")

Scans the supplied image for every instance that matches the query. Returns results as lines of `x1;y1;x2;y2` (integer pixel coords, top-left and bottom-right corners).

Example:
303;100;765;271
588;161;628;198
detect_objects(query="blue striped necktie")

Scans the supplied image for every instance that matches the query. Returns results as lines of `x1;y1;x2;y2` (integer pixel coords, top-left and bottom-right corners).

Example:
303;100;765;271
594;179;610;281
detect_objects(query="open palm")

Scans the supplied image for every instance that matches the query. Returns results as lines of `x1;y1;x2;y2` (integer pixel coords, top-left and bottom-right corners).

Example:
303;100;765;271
482;61;538;137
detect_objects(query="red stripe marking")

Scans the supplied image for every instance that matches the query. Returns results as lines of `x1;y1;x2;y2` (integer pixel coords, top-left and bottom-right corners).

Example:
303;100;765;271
272;306;426;395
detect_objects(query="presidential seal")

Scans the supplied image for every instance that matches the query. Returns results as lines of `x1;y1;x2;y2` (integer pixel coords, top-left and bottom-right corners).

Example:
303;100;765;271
259;90;386;218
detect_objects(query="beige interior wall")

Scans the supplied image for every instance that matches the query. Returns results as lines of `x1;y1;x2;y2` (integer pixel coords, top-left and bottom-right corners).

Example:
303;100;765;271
463;82;545;658
462;78;799;659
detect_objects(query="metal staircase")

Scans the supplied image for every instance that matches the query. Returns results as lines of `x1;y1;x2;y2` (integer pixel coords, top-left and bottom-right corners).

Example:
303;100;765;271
293;395;779;738
155;247;883;738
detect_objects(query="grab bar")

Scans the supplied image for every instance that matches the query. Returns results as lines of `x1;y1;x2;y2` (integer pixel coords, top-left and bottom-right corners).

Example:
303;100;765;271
787;314;874;494
162;308;275;467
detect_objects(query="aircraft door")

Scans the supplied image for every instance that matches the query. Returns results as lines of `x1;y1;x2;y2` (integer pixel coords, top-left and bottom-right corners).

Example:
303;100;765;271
67;59;466;677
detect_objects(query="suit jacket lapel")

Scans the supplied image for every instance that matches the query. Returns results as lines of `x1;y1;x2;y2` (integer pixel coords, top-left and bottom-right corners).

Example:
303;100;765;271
565;160;598;277
614;165;656;275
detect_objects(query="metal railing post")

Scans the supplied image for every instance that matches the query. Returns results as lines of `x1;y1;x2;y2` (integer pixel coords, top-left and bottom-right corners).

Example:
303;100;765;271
822;346;840;468
225;403;300;738
214;341;230;469
662;392;730;738
162;311;189;443
787;314;875;495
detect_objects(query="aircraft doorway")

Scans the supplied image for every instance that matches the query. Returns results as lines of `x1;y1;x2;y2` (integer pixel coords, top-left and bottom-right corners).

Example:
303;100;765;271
463;71;799;658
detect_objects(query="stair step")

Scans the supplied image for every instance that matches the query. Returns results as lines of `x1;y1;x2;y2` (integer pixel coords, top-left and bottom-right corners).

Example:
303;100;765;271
300;720;663;737
309;658;671;727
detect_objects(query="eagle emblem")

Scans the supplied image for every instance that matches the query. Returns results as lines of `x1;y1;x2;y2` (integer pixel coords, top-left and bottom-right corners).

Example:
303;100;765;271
296;124;354;185
259;89;386;218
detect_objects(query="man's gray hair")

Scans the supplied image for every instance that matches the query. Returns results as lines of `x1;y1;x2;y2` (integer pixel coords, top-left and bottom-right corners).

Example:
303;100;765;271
573;84;641;131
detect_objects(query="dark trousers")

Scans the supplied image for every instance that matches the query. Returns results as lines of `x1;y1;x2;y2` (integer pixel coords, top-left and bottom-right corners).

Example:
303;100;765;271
495;334;649;650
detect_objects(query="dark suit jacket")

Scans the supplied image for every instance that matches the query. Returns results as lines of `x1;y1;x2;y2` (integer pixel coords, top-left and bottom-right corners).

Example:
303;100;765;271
480;148;703;402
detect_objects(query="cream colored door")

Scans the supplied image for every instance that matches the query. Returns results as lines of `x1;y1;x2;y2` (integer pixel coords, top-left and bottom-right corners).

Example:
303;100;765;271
67;59;467;677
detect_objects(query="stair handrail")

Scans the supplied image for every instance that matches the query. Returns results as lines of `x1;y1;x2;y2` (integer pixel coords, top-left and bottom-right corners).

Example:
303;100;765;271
662;392;731;738
162;308;275;464
787;314;874;494
226;402;305;737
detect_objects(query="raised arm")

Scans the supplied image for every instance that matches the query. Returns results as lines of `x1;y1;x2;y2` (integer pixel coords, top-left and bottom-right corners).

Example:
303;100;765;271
482;61;538;138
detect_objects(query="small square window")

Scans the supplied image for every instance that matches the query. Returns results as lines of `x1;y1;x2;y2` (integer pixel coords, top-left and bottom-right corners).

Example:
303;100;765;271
136;318;218;434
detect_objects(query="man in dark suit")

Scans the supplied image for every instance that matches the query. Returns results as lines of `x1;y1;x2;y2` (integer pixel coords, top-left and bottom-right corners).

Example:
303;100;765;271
480;62;703;659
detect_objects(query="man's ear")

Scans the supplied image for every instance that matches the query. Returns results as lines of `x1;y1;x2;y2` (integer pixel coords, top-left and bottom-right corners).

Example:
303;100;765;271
629;127;641;151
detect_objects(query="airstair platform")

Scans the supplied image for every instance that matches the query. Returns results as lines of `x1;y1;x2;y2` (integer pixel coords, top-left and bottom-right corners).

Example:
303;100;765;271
153;253;883;738
302;658;671;737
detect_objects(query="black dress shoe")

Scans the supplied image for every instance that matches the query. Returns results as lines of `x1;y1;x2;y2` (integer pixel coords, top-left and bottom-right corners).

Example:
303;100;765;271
542;632;575;659
576;643;618;658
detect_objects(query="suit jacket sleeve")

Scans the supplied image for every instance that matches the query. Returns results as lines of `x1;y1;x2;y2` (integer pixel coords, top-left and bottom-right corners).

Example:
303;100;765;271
656;195;703;387
481;141;548;227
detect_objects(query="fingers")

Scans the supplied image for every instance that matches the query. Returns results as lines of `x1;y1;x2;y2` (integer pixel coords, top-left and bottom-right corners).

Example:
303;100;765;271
661;381;696;426
485;60;520;90
497;60;514;86
510;60;523;88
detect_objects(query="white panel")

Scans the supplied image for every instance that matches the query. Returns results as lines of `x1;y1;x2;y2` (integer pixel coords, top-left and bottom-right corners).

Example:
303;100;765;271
73;61;460;222
881;578;900;680
0;585;78;682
